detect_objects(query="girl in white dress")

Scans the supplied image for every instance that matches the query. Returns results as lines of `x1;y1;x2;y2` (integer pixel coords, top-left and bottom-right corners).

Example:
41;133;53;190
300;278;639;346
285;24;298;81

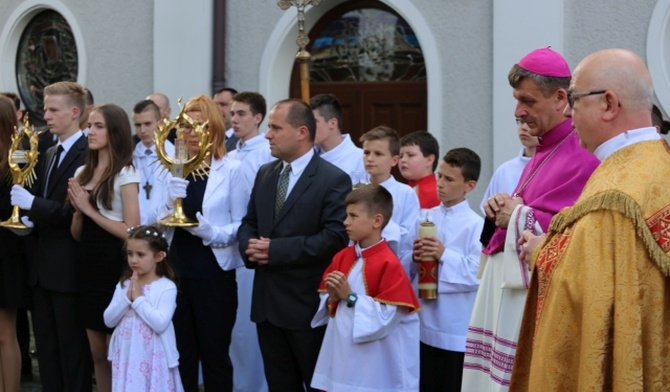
103;225;183;392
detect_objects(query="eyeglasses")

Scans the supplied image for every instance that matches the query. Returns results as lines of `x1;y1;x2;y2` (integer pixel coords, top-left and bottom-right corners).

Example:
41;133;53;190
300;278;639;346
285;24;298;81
567;90;606;108
515;118;526;125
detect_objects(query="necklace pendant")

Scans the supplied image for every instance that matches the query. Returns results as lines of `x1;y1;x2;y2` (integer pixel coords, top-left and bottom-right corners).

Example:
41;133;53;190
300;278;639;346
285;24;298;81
143;181;152;200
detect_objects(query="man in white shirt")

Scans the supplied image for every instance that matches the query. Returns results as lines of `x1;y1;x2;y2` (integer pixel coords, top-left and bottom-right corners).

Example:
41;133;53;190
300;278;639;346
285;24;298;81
226;91;272;392
131;99;174;225
310;93;365;182
227;91;273;184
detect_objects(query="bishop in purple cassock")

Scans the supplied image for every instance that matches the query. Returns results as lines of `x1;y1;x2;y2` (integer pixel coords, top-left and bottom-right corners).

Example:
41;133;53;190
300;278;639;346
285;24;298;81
461;47;600;392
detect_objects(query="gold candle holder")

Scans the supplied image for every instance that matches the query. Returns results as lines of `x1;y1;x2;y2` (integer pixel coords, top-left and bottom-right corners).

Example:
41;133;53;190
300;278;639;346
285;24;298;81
154;99;212;227
0;114;40;232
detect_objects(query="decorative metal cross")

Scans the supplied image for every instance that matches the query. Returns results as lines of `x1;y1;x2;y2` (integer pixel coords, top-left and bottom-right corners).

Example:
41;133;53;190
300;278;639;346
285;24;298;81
277;0;323;102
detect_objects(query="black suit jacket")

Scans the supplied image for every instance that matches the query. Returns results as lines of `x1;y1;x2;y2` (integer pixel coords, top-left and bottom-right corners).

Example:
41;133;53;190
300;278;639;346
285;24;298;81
26;134;88;292
238;153;350;330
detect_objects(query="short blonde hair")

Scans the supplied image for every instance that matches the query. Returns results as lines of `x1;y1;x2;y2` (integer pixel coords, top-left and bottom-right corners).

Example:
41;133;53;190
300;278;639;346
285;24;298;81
44;81;86;116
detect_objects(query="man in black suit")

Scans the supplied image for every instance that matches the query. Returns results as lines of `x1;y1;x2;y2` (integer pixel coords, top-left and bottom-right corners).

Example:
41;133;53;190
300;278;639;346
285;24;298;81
238;99;350;391
11;81;92;391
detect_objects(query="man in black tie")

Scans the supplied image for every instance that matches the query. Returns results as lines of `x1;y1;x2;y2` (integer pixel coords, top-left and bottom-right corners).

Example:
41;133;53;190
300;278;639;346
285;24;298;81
11;81;92;391
238;99;350;391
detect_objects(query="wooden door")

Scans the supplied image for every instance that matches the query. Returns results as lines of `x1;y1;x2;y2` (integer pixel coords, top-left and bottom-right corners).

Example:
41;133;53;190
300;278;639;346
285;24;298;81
299;81;427;145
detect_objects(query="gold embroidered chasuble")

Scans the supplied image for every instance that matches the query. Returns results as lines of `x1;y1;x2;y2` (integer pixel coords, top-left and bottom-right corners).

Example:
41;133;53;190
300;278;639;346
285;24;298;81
510;140;670;391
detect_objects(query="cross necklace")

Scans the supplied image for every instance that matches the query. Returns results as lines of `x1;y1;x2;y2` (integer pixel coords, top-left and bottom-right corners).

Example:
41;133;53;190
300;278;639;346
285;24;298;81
512;130;574;198
140;149;154;199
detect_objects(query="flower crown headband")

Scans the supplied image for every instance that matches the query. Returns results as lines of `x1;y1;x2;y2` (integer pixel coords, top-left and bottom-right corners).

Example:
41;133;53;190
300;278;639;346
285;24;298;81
126;226;166;238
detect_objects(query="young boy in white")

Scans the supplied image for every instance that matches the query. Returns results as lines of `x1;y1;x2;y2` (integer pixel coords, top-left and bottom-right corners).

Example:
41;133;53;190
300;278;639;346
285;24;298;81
412;148;484;392
360;126;420;276
311;184;420;392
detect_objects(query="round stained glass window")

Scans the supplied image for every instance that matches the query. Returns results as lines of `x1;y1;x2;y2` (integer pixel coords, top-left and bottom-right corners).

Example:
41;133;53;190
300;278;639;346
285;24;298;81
16;10;78;125
310;8;425;82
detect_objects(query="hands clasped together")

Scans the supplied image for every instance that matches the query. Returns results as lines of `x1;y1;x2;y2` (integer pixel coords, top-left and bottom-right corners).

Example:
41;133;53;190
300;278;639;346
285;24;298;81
67;178;94;216
324;271;352;303
483;192;524;228
126;271;143;302
246;237;270;265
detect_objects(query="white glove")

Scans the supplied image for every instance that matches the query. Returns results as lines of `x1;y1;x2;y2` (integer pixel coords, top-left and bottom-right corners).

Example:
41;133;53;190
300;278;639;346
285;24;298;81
8;216;34;236
11;185;35;211
166;177;189;208
185;212;216;245
21;216;34;228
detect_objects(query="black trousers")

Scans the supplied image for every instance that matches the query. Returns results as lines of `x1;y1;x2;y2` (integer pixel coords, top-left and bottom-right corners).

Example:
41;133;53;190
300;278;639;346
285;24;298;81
256;320;326;392
16;309;31;375
174;272;238;392
420;342;465;392
31;285;92;392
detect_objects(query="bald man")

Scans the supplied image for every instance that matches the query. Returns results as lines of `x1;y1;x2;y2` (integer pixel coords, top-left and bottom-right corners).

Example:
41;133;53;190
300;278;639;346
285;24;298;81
146;92;176;143
511;49;670;390
147;92;171;122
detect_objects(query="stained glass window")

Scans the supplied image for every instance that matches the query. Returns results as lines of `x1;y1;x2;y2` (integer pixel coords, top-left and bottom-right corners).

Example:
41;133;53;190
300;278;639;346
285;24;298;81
310;8;425;82
16;10;78;125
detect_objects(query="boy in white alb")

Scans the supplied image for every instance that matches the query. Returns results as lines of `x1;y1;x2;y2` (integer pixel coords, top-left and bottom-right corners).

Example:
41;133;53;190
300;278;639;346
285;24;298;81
226;91;273;187
310;93;365;183
360;126;420;276
311;184;420;392
225;91;271;392
413;148;484;392
132;100;174;225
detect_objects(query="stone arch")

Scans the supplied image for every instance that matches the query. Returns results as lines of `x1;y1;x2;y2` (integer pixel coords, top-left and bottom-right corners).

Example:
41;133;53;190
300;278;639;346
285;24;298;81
260;0;442;134
0;0;87;97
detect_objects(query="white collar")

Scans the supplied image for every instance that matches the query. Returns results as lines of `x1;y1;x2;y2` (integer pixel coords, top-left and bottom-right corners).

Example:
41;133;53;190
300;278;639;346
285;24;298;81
593;127;660;161
134;142;157;158
282;148;314;178
58;131;84;153
237;133;266;150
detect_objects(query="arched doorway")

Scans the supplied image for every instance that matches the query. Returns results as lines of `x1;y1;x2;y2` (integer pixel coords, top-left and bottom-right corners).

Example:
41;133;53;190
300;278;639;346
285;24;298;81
289;0;428;145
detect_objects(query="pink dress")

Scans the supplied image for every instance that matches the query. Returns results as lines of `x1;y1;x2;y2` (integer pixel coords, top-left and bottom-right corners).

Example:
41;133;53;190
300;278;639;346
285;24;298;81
104;277;183;392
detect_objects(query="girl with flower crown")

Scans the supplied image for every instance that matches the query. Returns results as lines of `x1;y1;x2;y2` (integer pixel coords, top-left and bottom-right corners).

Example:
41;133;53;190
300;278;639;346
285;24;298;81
104;225;183;392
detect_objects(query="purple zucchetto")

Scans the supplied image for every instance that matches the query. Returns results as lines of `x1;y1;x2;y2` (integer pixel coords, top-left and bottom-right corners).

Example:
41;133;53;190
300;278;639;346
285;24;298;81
518;47;571;78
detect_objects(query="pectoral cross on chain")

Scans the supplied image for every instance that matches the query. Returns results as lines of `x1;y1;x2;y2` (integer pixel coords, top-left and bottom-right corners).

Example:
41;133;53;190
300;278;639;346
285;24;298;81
143;182;152;200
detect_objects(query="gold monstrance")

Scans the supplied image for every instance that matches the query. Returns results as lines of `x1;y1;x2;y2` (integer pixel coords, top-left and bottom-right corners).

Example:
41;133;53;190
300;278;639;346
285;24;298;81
0;114;40;231
155;99;212;227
